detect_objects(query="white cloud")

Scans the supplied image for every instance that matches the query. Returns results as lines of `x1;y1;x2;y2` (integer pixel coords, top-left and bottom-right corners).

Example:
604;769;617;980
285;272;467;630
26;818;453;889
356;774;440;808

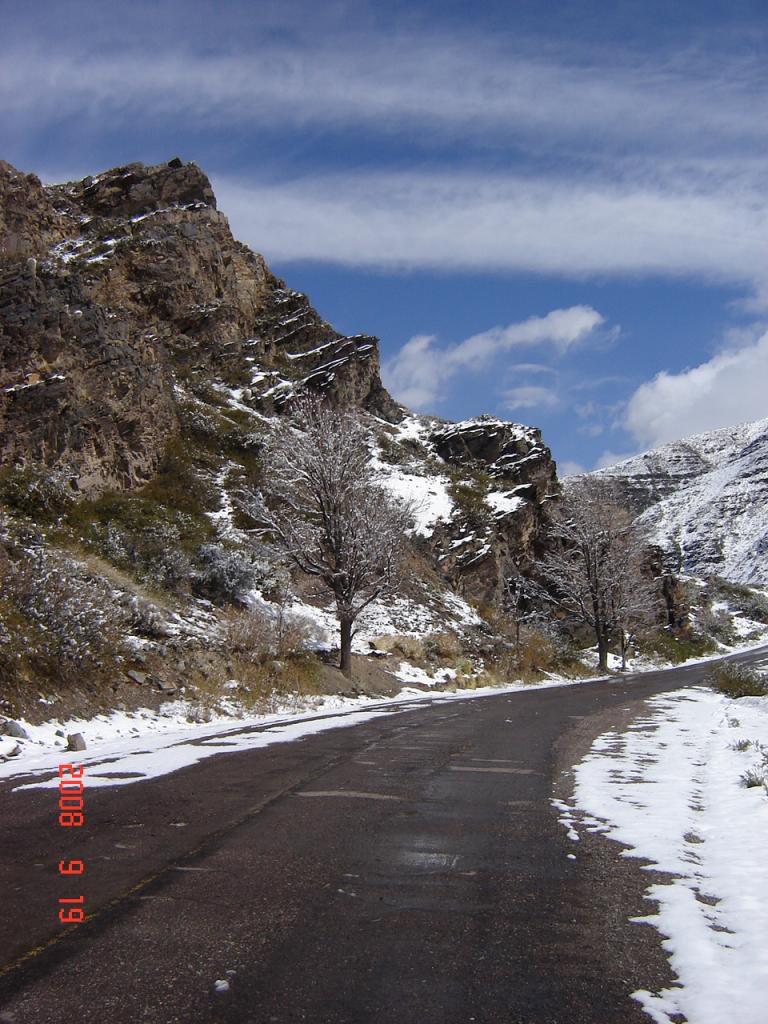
624;331;768;447
506;363;557;375
382;307;605;411
559;460;587;478
381;334;443;410
502;386;560;412
213;171;768;291
579;423;605;438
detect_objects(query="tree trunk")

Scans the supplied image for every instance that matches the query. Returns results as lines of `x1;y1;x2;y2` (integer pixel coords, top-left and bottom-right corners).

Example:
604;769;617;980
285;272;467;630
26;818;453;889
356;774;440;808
339;616;354;679
597;631;609;673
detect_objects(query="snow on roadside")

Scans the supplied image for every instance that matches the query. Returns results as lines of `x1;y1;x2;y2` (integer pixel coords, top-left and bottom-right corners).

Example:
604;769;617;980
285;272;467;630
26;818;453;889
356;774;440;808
1;673;600;791
10;705;397;794
560;687;768;1024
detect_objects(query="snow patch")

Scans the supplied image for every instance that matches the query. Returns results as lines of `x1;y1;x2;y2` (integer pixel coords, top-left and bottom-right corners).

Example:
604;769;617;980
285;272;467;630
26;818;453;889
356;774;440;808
562;685;768;1024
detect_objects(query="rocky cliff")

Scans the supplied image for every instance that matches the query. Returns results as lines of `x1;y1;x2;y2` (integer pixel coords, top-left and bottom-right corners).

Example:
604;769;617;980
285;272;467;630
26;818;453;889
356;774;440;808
0;157;558;606
0;159;398;493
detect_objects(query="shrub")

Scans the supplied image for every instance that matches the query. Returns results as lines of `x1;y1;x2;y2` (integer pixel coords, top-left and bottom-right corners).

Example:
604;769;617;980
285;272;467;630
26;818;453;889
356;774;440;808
516;629;558;680
423;632;463;663
221;606;321;711
447;472;492;526
377;432;406;465
730;738;753;752
740;768;766;789
67;493;211;594
697;604;736;645
0;467;75;520
121;595;168;639
647;628;718;664
370;634;427;663
194;544;258;604
707;576;768;624
0;547;127;684
136;441;220;516
225;604;319;662
704;662;768;699
453;656;476;686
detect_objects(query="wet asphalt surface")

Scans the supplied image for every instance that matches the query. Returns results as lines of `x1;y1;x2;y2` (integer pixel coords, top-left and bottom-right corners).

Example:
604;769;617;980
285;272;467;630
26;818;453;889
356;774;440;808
1;646;767;1024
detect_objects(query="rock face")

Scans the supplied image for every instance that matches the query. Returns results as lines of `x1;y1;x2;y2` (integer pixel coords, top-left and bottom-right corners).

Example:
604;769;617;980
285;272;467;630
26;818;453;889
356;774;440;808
372;415;559;607
0;161;73;259
1;158;396;493
429;418;559;604
591;418;768;584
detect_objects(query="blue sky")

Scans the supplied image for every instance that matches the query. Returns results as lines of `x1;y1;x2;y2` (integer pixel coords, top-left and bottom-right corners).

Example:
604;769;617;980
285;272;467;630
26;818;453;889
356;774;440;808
2;0;767;472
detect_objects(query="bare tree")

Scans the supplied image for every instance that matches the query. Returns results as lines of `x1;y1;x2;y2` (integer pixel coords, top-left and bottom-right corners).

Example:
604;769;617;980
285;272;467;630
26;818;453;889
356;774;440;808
502;564;541;662
534;478;658;671
239;399;414;678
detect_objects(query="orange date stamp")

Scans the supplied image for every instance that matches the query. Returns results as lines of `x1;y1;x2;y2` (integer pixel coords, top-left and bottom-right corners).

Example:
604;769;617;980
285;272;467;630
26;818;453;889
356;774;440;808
57;763;85;923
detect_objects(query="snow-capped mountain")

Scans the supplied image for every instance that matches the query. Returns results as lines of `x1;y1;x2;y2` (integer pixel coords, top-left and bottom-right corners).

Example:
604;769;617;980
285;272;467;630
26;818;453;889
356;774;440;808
593;418;768;584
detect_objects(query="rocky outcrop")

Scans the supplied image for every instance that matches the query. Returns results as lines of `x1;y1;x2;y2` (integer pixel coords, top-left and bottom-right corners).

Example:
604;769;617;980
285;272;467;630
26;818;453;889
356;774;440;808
428;417;559;605
0;161;73;259
431;417;556;493
0;158;397;493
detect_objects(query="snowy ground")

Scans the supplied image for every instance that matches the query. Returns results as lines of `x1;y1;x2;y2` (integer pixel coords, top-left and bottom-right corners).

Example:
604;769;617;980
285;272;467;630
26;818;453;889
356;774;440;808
556;687;768;1024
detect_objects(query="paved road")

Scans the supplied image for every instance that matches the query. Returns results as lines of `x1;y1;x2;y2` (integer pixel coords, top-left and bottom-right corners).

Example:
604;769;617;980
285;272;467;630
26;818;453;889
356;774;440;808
1;646;767;1024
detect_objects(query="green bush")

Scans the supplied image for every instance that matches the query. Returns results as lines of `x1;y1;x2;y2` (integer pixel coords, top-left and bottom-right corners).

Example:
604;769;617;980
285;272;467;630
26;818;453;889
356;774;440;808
647;628;718;664
704;662;768;699
66;496;210;594
377;431;407;465
447;470;491;526
0;467;75;520
0;548;128;689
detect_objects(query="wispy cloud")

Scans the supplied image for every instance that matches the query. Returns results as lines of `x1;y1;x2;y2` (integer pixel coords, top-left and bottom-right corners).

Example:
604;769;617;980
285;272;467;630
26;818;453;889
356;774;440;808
1;33;766;157
382;307;605;411
594;449;638;470
506;363;557;376
502;386;560;412
6;24;766;297
559;459;588;478
212;172;768;293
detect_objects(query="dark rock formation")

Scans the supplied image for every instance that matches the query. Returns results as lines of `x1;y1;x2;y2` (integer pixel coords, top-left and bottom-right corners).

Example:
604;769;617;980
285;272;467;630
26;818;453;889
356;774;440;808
0;161;73;259
427;417;559;606
1;158;397;493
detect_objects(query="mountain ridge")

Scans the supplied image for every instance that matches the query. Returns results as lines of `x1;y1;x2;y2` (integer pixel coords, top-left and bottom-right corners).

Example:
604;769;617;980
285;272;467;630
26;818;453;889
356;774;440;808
590;416;768;584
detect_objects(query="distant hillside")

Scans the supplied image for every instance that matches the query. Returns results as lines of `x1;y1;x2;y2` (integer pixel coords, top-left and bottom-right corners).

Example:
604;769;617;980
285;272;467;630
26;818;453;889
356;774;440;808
591;418;768;584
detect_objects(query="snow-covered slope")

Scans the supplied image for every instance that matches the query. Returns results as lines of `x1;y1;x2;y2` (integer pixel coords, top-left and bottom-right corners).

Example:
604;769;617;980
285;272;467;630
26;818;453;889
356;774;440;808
592;418;768;584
